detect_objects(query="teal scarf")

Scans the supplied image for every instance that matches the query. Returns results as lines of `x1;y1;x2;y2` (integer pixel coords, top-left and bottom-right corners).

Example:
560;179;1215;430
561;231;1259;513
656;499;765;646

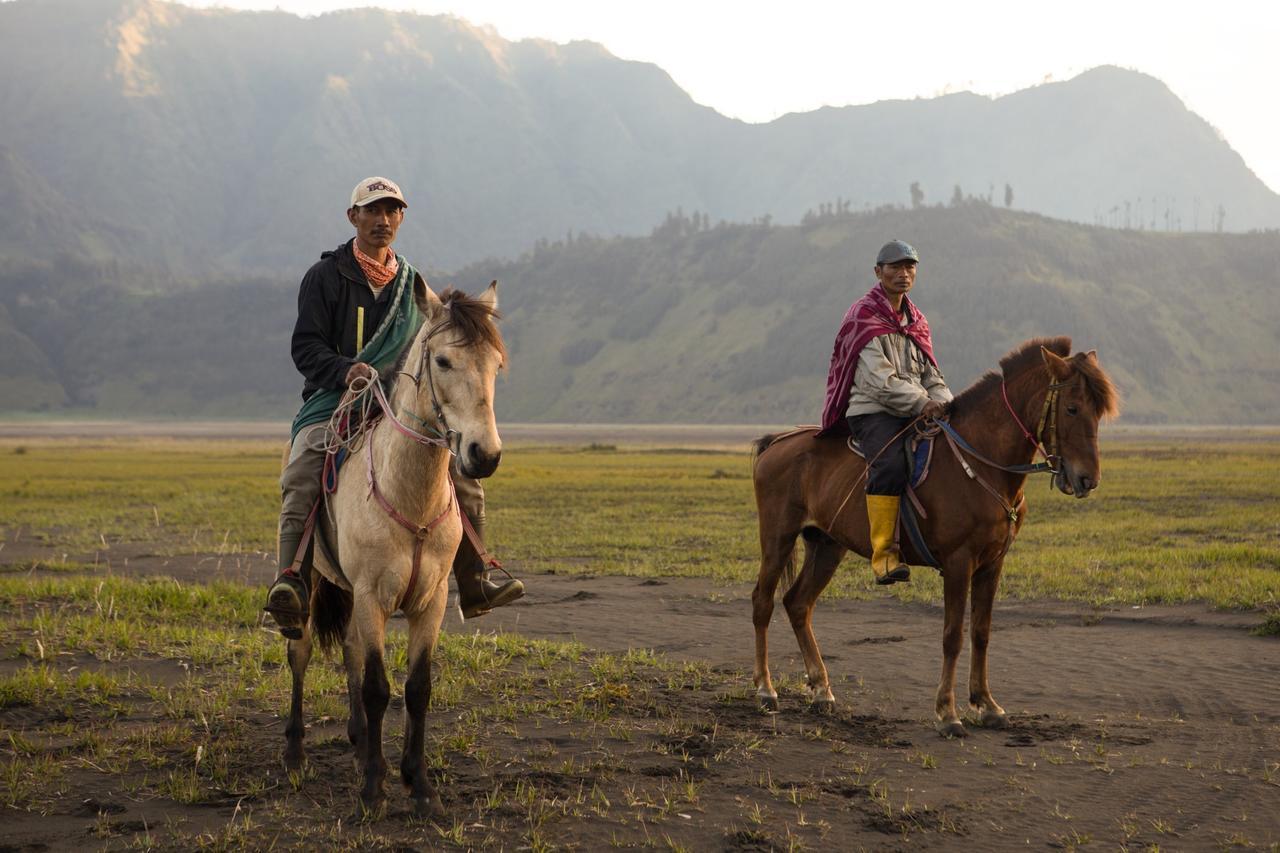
290;257;423;442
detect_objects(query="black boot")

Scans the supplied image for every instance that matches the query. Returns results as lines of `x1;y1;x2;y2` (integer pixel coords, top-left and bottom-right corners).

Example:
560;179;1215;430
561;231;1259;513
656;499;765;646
264;531;309;640
454;519;524;619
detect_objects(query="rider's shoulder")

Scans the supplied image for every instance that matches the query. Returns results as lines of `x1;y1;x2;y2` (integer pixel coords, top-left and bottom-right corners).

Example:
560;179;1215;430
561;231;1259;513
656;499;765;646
316;239;354;265
302;241;353;282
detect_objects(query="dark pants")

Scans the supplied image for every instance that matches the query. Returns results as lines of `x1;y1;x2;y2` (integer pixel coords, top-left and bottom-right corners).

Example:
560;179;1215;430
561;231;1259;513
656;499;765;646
848;413;911;496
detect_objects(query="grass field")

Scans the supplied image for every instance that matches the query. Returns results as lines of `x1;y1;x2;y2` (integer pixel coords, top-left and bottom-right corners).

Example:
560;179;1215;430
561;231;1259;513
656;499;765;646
2;436;1278;849
1;435;1277;611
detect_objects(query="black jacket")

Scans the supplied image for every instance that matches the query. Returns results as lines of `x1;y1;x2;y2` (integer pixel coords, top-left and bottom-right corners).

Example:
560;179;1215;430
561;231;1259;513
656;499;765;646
291;239;398;401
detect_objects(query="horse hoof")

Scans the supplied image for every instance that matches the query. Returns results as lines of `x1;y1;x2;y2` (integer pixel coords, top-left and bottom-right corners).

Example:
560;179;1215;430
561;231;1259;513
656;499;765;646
283;747;305;776
936;720;967;739
759;695;780;714
808;698;835;715
413;794;446;822
980;712;1010;729
357;793;386;822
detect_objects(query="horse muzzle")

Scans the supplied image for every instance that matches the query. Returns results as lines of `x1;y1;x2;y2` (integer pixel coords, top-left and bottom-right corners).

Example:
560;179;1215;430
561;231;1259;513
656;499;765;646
459;443;501;479
1055;460;1098;499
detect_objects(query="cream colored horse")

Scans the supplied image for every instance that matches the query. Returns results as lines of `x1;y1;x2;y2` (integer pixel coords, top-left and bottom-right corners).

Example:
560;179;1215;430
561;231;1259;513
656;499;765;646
283;278;504;819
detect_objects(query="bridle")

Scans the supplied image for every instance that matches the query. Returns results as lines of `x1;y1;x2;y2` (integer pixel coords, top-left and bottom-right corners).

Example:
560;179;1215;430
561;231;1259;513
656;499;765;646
1002;377;1078;475
924;373;1081;561
391;319;461;455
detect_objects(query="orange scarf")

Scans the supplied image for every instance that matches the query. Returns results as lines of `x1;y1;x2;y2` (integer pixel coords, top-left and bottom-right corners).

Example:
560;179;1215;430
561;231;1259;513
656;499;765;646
354;243;399;289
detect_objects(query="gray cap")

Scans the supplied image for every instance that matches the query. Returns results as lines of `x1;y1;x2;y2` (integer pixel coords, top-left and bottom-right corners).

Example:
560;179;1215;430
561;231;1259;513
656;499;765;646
876;240;920;265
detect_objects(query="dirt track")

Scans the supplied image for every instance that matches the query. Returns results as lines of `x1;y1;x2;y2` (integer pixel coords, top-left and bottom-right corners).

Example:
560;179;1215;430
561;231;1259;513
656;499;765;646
3;549;1279;849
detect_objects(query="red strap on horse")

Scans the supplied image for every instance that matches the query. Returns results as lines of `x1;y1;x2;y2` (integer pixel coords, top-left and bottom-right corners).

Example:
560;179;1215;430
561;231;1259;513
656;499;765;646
459;503;502;570
364;437;457;612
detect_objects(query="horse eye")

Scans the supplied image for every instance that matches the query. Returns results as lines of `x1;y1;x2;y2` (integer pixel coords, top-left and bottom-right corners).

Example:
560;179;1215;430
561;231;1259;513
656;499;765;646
1066;404;1079;416
434;356;452;370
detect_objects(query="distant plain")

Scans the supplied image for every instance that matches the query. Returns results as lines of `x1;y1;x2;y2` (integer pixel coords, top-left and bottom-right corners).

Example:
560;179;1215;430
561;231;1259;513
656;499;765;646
1;428;1277;610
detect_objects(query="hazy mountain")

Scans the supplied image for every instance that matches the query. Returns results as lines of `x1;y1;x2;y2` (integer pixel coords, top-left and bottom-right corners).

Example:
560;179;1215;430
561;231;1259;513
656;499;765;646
0;0;1277;275
3;205;1277;424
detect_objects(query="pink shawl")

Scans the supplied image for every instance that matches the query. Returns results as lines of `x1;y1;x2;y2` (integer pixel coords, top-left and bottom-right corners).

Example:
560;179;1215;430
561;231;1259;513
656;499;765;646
818;283;936;436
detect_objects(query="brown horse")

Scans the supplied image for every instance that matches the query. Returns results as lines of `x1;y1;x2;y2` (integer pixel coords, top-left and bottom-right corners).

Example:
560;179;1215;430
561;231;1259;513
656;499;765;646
750;337;1118;737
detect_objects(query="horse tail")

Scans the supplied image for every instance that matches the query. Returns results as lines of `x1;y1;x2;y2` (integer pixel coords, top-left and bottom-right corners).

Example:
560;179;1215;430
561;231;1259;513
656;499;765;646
310;575;352;654
752;431;800;597
750;433;781;469
751;427;821;471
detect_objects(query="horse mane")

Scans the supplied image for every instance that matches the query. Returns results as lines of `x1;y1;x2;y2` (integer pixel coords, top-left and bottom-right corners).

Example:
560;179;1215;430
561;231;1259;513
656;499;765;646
433;287;507;362
389;286;507;379
951;336;1119;419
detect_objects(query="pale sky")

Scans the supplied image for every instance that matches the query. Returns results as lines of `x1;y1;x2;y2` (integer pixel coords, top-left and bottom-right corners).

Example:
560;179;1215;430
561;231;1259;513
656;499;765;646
181;0;1280;193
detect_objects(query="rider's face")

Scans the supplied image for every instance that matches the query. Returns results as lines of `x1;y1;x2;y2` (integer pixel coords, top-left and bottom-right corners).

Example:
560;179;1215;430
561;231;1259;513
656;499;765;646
347;199;405;254
875;260;917;301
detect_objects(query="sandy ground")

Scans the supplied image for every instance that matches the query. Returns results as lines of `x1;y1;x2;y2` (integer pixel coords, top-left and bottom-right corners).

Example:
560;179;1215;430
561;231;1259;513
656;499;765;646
3;542;1278;850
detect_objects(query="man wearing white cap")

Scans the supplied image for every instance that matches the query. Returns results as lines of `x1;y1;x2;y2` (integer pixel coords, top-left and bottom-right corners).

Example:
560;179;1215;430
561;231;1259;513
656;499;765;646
264;177;524;638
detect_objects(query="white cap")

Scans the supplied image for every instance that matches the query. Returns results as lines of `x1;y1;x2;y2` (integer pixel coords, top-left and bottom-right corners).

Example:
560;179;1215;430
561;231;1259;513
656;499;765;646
350;176;407;208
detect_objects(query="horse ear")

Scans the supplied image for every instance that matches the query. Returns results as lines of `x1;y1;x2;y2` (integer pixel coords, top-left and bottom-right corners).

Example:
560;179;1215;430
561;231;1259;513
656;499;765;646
1084;349;1098;362
414;272;444;321
476;279;498;312
1041;345;1072;380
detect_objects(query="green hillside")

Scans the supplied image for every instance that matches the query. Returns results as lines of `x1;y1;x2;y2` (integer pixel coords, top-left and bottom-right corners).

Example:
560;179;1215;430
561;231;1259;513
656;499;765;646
471;205;1280;424
2;205;1277;424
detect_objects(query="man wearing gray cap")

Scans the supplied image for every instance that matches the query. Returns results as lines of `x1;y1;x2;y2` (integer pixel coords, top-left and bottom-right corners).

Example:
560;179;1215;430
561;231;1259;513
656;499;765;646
818;240;952;584
264;176;524;638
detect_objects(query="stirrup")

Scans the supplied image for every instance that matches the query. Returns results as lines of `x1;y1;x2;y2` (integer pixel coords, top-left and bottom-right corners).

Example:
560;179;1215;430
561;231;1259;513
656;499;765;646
264;573;309;639
875;564;911;585
459;564;525;620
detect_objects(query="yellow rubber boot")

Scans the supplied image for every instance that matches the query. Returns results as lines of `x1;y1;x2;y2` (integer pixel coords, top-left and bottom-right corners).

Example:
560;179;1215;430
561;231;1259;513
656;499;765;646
866;494;911;585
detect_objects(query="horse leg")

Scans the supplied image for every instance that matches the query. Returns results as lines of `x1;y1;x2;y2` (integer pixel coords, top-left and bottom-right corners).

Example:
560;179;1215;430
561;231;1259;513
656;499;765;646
351;594;390;816
341;627;366;756
968;557;1009;728
782;531;847;714
400;578;448;820
935;558;973;738
284;625;312;774
752;526;798;713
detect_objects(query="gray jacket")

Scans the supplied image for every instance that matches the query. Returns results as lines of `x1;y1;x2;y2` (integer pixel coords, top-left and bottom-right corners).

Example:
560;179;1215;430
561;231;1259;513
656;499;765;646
847;332;953;418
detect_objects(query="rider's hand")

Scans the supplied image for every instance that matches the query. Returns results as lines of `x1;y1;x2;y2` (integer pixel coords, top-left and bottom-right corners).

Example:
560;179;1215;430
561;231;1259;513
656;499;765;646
345;362;375;387
920;399;947;419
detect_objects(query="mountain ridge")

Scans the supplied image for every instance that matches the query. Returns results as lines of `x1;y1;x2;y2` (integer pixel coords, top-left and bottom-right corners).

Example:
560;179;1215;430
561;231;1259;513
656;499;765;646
1;0;1276;274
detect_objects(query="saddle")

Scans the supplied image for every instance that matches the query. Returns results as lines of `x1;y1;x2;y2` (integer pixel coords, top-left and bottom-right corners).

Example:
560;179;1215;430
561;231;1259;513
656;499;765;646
299;410;375;595
844;430;935;490
308;443;356;593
